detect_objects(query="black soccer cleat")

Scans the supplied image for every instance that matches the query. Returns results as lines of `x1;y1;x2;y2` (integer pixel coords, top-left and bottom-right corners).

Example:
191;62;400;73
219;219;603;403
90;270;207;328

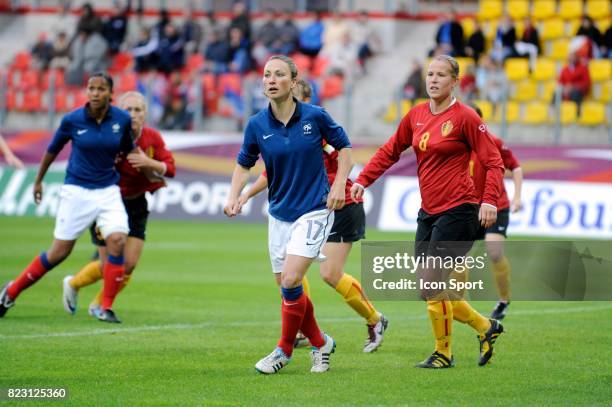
478;319;504;366
0;281;15;318
96;308;122;323
415;351;455;369
491;301;510;320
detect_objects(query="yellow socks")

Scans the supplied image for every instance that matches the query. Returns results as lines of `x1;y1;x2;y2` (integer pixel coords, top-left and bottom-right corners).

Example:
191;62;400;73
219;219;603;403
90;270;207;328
427;300;453;358
70;260;103;290
91;273;132;307
451;300;491;333
492;256;511;301
335;274;380;325
302;275;311;298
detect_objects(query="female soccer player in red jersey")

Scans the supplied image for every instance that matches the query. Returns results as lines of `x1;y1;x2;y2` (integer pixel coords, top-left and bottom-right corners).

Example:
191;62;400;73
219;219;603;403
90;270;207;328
224;55;353;374
239;79;388;353
351;55;506;368
469;104;523;321
62;91;176;322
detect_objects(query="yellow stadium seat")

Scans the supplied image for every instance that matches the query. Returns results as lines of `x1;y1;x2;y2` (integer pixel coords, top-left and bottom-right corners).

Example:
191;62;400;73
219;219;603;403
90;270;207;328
559;0;583;20
532;58;557;81
494;101;520;123
532;0;557;21
522;101;551;124
472;100;494;121
597;81;611;103
514;20;525;39
455;57;475;78
484;19;499;40
548;39;570;61
541;80;559;102
585;0;610;20
596;18;610;33
505;58;530;81
506;0;530;20
461;18;477;39
541;18;566;41
513;80;539;101
560;101;578;124
477;0;503;20
578;101;606;125
383;102;398;122
588;59;611;82
401;99;412;116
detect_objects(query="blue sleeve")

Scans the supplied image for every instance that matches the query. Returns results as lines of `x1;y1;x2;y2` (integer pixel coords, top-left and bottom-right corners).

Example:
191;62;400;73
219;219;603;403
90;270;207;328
318;108;351;150
120;118;135;154
47;115;72;154
236;120;260;168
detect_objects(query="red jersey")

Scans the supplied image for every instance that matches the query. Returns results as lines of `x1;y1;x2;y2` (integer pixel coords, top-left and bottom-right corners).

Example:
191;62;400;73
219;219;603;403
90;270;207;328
118;127;176;197
470;136;520;210
356;100;504;215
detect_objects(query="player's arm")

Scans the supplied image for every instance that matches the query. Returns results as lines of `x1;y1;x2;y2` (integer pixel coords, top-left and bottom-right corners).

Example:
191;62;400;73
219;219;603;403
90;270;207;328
352;114;413;200
239;172;268;207
497;139;523;213
35;116;72;204
226;120;259;217
327;147;353;210
0;134;24;169
32;152;58;204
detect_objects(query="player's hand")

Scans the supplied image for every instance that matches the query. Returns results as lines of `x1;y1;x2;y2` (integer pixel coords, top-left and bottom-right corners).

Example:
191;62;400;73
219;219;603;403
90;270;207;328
511;197;522;213
327;181;346;210
127;148;151;169
6;153;24;169
238;194;249;207
350;183;364;201
224;198;241;217
479;204;497;228
33;182;43;204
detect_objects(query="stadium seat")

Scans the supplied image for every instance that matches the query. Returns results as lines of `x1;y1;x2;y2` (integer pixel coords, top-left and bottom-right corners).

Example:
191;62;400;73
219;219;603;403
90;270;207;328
531;0;557;21
567;18;582;36
540;80;558;102
585;0;610;19
514;19;525;39
10;51;31;71
512;80;538;101
108;52;133;73
291;53;312;75
5;89;17;110
116;72;138;93
540;19;566;41
506;0;529;21
504;58;530;81
483;19;499;40
218;73;242;95
596;18;610;33
69;90;88;110
319;75;344;99
597;81;611;103
310;56;329;78
21;89;42;112
41;69;65;90
578;101;606;125
18;69;39;90
548;39;569;61
460;18;477;39
560;100;577;124
383;102;398;122
532;58;557;81
558;0;583;20
494;100;520;123
455;57;474;78
183;53;205;74
53;89;69;112
471;99;493;121
401;99;412;116
477;0;503;20
588;59;611;82
522;101;550;124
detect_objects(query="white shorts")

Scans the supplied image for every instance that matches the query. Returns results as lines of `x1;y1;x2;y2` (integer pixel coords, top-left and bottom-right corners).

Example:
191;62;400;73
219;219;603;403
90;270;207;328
53;184;129;241
268;209;334;274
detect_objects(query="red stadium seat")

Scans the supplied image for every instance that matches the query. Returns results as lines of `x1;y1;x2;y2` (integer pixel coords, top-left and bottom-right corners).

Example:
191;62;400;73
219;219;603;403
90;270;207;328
183;53;205;74
10;51;31;71
18;69;40;90
319;75;344;100
69;90;88;110
218;73;242;95
291;53;312;75
116;72;138;93
5;89;17;110
108;52;133;73
21;89;42;112
44;88;68;112
311;56;329;78
41;69;65;90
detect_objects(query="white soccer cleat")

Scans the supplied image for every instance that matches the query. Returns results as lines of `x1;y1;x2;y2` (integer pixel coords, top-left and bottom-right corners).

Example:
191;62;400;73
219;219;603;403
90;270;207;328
363;314;389;353
62;275;77;315
255;348;291;374
310;334;336;373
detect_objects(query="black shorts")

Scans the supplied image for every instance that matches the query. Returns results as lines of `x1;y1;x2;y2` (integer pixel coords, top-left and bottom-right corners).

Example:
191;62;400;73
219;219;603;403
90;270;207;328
90;194;149;246
415;203;479;258
476;208;510;240
326;202;366;243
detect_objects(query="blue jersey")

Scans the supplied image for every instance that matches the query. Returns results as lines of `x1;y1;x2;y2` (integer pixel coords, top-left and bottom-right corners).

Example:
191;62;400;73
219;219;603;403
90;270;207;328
48;105;134;189
237;100;351;222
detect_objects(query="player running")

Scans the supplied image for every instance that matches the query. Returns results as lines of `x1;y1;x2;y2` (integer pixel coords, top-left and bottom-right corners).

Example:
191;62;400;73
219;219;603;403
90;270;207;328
224;55;353;374
62;91;176;322
351;55;506;368
239;79;388;353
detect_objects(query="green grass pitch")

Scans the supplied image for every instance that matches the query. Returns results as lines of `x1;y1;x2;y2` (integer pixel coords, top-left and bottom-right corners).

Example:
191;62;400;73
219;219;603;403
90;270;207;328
0;216;610;406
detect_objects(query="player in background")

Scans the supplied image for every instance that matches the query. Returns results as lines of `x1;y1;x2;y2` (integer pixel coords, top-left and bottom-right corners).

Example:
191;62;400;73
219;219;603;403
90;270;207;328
62;91;176;321
469;104;523;320
0;133;24;168
239;79;388;353
0;72;135;323
351;55;505;368
224;55;353;374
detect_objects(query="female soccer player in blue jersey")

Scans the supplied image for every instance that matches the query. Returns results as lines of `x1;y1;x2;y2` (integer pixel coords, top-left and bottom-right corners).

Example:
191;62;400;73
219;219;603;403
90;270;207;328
224;55;353;374
0;72;136;323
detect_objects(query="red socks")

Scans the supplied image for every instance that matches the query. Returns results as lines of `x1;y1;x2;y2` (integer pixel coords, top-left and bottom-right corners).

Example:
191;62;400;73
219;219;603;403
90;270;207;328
277;285;325;356
8;253;54;300
101;255;125;310
300;295;325;348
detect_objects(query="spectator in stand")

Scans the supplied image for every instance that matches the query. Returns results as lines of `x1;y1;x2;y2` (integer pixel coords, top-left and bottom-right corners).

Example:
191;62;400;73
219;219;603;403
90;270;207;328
161;72;192;130
432;10;465;57
558;52;591;111
299;10;324;58
66;31;109;84
201;10;225;49
157;23;185;74
102;2;129;54
466;21;485;63
277;10;300;55
352;10;382;69
154;9;171;38
460;64;477;101
182;8;203;55
603;25;612;58
476;54;507;104
255;8;279;53
204;28;231;74
402;59;426;101
32;33;55;71
491;15;517;63
50;31;71;70
514;18;540;69
575;16;604;59
520;18;541;55
323;31;359;82
322;11;350;55
132;27;159;72
76;3;102;36
229;1;251;43
228;27;251;74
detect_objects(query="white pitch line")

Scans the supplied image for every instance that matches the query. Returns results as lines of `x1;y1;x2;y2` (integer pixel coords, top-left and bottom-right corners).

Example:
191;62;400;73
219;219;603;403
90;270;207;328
1;303;611;340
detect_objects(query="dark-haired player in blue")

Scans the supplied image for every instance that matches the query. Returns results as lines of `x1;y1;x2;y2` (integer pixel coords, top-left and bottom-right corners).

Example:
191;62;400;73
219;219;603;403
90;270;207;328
224;55;353;374
0;72;137;323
